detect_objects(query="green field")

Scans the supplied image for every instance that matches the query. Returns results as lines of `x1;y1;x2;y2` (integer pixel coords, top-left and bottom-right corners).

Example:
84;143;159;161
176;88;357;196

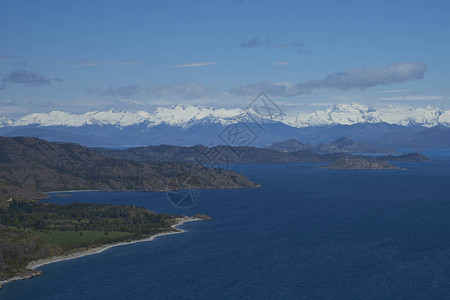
35;230;131;246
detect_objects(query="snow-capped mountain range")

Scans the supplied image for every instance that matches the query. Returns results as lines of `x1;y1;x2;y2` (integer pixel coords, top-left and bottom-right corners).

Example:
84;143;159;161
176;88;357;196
293;104;450;128
1;105;256;128
1;104;450;129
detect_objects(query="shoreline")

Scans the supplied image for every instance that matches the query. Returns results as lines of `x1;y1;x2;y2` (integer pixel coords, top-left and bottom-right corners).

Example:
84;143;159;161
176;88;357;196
0;216;202;289
47;190;101;193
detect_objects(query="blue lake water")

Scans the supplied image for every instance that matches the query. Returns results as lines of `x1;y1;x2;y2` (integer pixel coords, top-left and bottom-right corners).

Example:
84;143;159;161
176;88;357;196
2;154;450;299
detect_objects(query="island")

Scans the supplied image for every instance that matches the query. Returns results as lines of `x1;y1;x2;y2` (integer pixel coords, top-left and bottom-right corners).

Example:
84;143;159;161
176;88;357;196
322;158;402;170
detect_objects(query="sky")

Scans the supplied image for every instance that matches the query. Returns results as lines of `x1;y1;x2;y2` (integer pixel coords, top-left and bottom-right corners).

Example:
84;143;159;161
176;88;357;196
1;0;449;117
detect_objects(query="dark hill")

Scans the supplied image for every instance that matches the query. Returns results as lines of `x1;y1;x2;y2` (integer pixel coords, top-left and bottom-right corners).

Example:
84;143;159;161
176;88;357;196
0;137;259;202
265;139;313;152
312;137;394;153
93;144;429;164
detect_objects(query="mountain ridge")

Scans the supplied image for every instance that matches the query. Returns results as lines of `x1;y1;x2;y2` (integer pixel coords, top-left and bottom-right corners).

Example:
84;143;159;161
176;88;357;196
93;144;429;164
2;104;450;148
0;137;259;202
2;104;450;129
267;137;395;153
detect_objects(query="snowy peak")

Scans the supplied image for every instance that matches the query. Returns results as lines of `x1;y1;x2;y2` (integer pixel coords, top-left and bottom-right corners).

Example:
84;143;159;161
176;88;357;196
0;116;10;127
3;105;259;129
12;109;147;127
293;104;450;128
294;104;373;127
2;104;450;129
148;105;251;127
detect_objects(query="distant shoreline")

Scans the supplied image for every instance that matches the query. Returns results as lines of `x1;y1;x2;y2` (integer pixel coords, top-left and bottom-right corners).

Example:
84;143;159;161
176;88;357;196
0;217;202;290
47;190;101;193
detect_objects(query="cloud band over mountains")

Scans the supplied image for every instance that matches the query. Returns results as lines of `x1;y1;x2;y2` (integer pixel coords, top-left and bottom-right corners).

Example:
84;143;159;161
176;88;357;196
90;82;217;100
230;61;427;97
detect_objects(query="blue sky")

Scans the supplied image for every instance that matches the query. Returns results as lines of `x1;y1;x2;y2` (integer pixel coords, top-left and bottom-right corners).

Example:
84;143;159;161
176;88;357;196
1;0;449;117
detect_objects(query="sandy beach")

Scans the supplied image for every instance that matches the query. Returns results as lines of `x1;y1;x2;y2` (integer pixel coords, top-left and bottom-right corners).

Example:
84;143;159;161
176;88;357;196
0;216;202;289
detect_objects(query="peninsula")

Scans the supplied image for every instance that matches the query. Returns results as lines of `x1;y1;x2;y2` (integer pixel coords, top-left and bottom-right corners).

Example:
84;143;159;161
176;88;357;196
0;136;252;287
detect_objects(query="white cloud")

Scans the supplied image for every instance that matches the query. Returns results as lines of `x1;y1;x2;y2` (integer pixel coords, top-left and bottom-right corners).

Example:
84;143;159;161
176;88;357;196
120;99;146;105
380;95;444;101
170;61;216;68
114;60;139;66
73;60;140;67
74;60;109;67
380;89;410;93
231;61;428;97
